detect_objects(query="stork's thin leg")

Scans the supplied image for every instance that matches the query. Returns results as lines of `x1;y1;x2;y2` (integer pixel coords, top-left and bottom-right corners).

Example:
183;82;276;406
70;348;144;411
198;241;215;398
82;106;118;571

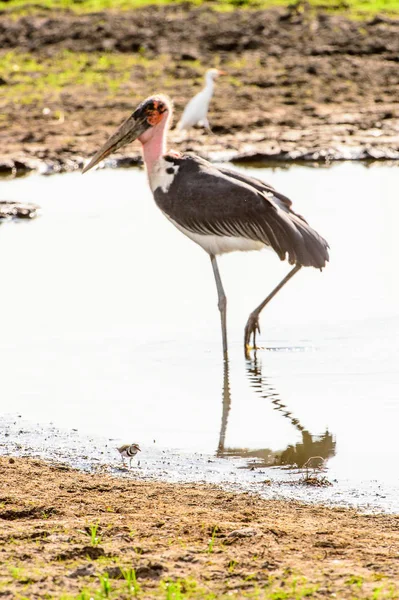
244;264;302;357
201;118;213;134
210;254;228;359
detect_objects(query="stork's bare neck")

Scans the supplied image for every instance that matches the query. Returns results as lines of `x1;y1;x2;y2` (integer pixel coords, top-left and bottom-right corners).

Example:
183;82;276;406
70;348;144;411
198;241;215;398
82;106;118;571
140;108;172;175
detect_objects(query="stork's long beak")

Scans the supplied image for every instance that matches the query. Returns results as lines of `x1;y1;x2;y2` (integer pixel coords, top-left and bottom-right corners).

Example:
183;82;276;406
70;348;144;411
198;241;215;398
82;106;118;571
218;70;227;76
82;114;150;174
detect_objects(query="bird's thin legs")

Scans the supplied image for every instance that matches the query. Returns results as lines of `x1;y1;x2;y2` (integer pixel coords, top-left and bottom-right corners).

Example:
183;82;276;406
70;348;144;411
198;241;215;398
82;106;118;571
210;254;228;359
200;118;213;134
205;123;214;136
244;264;302;358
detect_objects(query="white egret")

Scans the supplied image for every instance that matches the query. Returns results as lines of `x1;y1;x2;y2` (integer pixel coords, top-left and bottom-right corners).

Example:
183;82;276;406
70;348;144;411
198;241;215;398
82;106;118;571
175;68;226;133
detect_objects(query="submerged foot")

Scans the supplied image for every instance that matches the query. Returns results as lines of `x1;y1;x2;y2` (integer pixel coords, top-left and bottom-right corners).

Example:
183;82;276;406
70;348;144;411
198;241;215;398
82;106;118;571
244;313;261;358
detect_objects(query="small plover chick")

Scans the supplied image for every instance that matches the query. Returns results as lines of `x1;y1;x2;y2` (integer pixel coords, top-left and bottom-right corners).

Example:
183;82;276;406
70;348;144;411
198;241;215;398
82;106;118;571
117;443;141;467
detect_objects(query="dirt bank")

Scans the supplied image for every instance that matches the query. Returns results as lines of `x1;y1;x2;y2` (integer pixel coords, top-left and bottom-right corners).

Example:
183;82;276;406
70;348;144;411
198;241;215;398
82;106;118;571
0;457;399;598
1;5;399;175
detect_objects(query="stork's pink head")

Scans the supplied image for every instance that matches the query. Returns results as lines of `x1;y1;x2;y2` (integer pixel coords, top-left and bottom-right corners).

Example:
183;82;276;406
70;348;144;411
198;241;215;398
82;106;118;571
82;94;172;173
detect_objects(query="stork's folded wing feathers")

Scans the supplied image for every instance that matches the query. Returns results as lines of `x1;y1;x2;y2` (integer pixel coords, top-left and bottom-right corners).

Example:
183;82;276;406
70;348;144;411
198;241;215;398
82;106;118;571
216;165;293;212
155;155;329;268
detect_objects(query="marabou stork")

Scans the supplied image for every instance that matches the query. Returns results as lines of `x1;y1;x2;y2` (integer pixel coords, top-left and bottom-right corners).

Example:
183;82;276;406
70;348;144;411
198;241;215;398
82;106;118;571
175;68;225;132
83;95;329;358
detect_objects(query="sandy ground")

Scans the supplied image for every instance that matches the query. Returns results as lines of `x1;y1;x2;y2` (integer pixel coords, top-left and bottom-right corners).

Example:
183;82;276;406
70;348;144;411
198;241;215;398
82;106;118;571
1;5;399;175
1;457;399;599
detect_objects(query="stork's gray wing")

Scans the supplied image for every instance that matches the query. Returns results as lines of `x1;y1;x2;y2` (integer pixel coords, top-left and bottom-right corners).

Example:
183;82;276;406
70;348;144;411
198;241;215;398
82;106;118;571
215;165;313;226
216;166;293;212
155;155;329;268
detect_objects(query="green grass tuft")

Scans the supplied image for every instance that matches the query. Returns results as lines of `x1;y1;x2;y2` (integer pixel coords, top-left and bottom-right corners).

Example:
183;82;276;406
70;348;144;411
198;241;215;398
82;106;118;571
207;526;218;554
122;568;141;597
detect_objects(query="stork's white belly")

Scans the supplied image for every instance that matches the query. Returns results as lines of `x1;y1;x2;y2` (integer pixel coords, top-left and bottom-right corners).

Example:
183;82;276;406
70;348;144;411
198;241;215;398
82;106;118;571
165;215;265;255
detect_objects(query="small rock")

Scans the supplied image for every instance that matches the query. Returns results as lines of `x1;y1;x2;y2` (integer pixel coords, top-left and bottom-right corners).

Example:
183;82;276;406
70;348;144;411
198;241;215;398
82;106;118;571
56;546;105;561
68;564;95;578
180;50;199;61
46;534;71;543
52;464;71;472
0;160;16;174
101;39;116;50
81;546;105;559
177;554;198;563
261;561;277;570
314;540;347;549
0;201;40;221
135;562;164;579
227;528;258;539
104;566;123;579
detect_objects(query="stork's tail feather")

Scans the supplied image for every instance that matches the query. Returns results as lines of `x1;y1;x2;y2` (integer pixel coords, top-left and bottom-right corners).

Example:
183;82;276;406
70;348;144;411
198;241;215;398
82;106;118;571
262;208;329;270
283;214;329;269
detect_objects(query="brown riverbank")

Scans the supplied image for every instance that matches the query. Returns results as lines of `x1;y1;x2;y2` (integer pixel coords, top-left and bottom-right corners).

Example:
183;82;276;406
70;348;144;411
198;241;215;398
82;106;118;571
0;456;399;598
1;5;399;175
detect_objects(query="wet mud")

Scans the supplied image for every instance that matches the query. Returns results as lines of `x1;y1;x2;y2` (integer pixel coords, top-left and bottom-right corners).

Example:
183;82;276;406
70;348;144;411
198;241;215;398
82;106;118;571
1;455;399;598
2;414;399;514
1;5;399;175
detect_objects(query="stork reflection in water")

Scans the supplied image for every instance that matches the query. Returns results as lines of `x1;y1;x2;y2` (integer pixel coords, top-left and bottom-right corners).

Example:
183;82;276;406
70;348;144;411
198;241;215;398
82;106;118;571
217;357;335;469
83;95;329;357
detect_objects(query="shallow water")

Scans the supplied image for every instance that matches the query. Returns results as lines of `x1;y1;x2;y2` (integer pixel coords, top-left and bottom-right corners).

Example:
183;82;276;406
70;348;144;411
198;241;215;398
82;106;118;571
1;162;398;511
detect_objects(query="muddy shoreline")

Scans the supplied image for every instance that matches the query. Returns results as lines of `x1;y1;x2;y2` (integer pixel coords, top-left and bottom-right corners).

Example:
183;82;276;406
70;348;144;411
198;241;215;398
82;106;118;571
1;456;399;598
1;5;399;176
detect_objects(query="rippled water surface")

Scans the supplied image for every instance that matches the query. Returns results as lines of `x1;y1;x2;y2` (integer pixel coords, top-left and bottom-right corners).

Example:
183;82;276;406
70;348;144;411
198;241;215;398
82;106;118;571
1;162;398;511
